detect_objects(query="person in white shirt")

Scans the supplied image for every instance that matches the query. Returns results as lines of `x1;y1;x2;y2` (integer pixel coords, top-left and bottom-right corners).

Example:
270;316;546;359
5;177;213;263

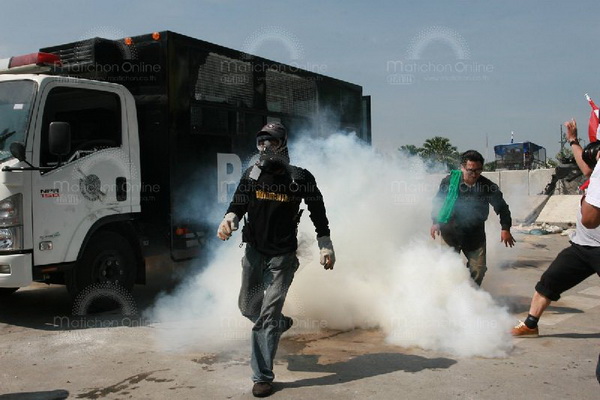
512;119;600;337
581;152;600;228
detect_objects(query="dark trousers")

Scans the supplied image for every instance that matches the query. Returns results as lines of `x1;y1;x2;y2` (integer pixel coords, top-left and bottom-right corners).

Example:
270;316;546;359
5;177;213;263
535;242;600;301
238;245;299;383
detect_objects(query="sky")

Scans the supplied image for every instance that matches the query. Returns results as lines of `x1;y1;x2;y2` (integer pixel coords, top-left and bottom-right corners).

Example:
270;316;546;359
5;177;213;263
1;0;598;160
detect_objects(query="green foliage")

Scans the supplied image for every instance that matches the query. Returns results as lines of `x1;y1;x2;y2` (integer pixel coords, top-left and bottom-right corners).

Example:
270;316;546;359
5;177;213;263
555;148;574;165
399;136;460;171
421;136;459;166
398;144;422;156
484;161;497;171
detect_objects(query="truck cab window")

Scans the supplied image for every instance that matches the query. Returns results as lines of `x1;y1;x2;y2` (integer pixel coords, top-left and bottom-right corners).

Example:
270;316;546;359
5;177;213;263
0;80;36;163
40;87;122;167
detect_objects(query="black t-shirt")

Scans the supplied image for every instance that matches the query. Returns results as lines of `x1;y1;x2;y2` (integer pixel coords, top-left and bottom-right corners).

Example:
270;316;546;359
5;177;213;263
432;174;512;251
226;164;330;255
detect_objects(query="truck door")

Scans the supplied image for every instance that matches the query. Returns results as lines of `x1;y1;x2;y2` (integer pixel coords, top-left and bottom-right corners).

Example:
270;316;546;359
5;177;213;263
31;83;133;266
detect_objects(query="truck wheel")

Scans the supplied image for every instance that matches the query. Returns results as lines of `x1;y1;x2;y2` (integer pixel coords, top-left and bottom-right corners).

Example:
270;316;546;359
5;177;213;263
66;231;136;297
0;288;19;296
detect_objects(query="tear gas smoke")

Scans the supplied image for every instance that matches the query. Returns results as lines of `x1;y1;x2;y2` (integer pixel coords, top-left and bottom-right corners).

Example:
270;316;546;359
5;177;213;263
146;133;515;357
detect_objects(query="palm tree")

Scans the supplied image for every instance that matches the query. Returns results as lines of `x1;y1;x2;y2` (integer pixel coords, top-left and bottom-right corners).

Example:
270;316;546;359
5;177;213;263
398;144;422;156
420;136;460;169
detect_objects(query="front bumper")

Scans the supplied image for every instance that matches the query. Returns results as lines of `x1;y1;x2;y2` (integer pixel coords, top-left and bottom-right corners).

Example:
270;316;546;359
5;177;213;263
0;253;32;288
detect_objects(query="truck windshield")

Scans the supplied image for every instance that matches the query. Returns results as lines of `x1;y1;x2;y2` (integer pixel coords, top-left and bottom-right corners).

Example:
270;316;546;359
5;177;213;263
0;80;36;162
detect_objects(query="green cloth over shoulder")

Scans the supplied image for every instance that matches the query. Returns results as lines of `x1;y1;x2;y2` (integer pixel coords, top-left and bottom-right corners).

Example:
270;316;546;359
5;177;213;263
437;170;462;224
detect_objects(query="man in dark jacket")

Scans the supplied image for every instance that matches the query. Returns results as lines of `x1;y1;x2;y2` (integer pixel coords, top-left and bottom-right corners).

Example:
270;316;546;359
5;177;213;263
217;122;335;398
430;150;515;285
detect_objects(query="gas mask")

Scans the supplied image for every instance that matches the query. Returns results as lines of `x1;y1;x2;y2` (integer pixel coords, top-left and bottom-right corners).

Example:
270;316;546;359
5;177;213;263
258;148;288;173
254;123;290;173
256;134;282;153
248;123;301;189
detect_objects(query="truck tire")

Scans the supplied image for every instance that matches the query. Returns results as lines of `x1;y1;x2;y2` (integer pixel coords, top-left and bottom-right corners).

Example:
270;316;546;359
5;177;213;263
72;282;138;316
0;288;19;296
66;231;136;297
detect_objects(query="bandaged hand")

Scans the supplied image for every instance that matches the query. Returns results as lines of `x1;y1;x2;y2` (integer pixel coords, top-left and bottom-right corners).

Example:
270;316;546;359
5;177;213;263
317;236;336;270
217;212;239;240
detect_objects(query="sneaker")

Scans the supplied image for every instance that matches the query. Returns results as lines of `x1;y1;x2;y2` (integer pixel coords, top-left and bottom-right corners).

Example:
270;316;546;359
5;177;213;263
282;316;293;333
511;320;539;337
252;382;273;397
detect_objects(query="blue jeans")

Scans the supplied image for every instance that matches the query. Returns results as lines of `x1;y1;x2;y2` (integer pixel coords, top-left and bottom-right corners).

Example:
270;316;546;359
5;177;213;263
238;245;299;383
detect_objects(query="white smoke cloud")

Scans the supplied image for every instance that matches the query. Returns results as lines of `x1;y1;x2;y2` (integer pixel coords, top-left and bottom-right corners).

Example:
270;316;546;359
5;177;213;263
145;133;514;358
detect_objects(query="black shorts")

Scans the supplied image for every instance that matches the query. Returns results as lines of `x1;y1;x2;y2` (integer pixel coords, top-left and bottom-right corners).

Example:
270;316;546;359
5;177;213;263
535;243;600;301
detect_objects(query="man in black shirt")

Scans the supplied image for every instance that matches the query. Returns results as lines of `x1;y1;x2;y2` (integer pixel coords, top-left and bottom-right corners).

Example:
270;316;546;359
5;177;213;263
217;122;335;397
430;150;515;285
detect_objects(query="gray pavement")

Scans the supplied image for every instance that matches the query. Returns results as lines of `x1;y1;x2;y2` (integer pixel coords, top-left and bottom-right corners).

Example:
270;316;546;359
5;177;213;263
1;232;599;399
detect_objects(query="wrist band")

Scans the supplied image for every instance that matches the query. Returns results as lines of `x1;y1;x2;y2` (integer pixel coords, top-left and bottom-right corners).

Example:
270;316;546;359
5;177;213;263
569;139;580;146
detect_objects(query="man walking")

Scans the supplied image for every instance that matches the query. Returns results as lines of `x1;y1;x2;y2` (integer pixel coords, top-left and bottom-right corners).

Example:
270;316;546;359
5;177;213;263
217;122;335;397
430;150;515;286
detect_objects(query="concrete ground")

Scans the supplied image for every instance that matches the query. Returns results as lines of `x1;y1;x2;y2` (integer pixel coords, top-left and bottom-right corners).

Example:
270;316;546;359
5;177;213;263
1;232;599;399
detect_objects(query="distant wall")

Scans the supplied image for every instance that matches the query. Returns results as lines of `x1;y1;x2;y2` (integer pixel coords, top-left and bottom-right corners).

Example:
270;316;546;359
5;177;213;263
482;168;554;195
431;169;554;195
430;169;556;222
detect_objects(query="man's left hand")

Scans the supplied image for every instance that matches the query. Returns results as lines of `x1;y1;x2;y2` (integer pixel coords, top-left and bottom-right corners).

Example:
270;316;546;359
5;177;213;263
501;230;515;247
317;236;336;270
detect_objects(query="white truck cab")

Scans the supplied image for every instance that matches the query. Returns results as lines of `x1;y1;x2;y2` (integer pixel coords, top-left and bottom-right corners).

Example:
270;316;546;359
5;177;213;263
0;58;141;296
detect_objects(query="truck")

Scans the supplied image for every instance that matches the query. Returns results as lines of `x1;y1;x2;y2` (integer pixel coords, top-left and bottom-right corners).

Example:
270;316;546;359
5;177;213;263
0;31;371;297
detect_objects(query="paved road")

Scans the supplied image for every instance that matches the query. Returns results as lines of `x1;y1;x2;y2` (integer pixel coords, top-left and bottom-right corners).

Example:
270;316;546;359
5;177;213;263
1;232;599;399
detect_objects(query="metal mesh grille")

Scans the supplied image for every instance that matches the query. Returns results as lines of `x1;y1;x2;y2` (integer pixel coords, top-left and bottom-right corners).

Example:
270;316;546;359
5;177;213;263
41;38;113;71
266;69;316;116
194;53;253;107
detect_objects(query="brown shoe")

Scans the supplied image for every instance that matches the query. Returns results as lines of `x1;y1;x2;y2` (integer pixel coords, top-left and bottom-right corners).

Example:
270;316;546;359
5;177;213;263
252;382;273;397
511;320;539;337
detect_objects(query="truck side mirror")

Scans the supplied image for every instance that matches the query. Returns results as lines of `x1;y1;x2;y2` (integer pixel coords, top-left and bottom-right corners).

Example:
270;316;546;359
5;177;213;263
9;142;26;161
49;122;71;156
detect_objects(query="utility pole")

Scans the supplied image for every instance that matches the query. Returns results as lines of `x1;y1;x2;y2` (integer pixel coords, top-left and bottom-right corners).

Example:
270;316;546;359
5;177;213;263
559;123;566;154
485;133;489;161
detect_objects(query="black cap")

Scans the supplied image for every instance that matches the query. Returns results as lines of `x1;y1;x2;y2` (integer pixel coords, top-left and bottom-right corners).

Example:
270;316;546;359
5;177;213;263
257;122;288;150
257;122;287;138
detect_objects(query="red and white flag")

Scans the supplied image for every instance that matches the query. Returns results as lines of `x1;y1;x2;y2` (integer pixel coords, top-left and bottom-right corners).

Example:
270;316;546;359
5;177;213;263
586;93;599;142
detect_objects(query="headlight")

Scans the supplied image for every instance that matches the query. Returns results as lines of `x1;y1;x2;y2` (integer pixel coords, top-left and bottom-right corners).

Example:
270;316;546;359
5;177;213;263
0;194;22;227
0;194;23;251
0;227;22;251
